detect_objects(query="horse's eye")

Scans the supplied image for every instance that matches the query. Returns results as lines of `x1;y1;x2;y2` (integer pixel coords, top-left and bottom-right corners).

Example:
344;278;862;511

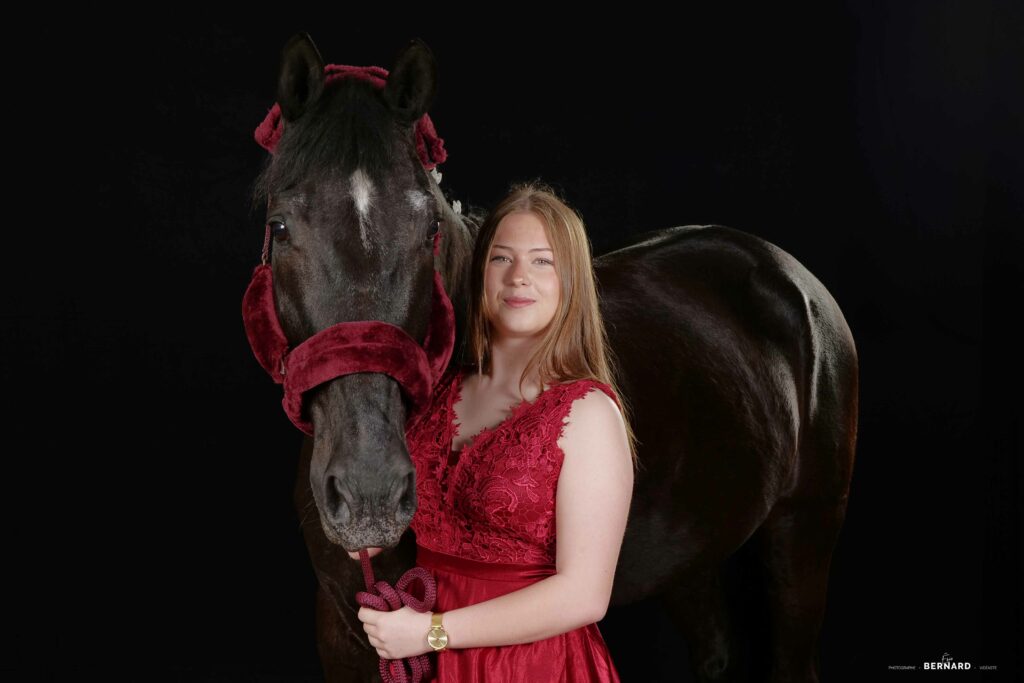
427;217;442;242
269;219;288;241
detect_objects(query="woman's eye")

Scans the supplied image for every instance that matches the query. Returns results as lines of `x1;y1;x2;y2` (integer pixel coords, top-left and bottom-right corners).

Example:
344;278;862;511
268;219;288;241
489;255;553;265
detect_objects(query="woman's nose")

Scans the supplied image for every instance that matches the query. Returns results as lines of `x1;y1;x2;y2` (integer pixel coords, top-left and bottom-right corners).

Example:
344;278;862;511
507;259;529;284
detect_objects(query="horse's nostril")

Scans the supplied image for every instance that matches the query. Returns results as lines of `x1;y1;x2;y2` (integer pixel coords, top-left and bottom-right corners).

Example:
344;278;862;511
337;499;351;527
327;475;353;526
393;469;417;521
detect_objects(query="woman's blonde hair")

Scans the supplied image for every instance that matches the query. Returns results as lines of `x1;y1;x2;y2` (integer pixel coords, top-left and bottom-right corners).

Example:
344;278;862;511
466;180;640;471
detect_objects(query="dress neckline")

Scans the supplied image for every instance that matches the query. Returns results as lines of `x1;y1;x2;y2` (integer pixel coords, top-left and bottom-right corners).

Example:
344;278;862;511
440;366;558;504
448;366;554;455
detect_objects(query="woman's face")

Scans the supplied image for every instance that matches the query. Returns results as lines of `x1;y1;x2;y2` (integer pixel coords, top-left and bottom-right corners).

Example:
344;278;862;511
484;211;561;343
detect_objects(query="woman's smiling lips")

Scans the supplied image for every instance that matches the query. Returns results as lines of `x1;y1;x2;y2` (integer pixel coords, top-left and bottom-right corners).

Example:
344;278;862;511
504;297;536;307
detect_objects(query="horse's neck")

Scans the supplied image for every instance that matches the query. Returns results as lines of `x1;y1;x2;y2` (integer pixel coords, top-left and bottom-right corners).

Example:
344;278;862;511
439;191;480;275
443;203;482;368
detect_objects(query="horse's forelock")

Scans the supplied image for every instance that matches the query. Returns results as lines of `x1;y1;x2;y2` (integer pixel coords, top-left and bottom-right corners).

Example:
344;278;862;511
251;78;409;213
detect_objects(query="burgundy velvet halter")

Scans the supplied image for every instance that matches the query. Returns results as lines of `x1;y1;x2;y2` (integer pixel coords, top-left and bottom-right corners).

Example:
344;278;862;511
242;64;456;436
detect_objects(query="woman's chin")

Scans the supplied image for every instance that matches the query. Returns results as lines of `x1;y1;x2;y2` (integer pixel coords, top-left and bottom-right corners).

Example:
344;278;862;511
493;322;549;339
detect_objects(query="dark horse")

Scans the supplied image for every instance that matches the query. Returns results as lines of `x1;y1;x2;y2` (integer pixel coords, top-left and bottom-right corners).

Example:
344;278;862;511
249;34;858;683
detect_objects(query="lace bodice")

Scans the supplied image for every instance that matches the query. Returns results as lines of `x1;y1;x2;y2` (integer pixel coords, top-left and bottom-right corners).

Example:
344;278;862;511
406;363;620;564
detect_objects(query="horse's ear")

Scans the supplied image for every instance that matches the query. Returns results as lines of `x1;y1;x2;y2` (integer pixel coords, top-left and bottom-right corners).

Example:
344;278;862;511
382;38;438;124
276;32;326;123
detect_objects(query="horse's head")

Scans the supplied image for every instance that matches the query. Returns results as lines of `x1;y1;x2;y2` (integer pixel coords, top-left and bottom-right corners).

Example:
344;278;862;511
249;34;471;552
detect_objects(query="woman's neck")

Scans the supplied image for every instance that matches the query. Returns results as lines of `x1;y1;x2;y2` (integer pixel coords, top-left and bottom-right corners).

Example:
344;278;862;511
480;335;547;399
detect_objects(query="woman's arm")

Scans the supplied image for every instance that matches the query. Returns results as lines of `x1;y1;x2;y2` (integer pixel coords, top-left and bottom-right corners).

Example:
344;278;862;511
439;387;634;648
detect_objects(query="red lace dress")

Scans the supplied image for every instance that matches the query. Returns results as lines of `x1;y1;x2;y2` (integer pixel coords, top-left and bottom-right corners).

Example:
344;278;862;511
406;363;622;683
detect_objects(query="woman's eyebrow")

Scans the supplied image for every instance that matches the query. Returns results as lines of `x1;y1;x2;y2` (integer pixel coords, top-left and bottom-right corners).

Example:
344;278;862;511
492;244;553;252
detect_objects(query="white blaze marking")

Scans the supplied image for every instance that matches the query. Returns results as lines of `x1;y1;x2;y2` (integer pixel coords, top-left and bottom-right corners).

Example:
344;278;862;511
350;169;374;252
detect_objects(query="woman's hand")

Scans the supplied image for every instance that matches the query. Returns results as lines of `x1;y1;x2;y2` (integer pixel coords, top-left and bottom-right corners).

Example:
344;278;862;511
347;546;383;561
357;605;434;660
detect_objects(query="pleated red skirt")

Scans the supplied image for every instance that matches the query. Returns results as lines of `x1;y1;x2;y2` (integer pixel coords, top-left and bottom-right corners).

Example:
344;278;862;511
416;544;621;683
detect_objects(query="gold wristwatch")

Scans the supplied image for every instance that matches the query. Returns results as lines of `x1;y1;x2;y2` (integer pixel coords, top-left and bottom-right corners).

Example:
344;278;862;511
426;611;449;651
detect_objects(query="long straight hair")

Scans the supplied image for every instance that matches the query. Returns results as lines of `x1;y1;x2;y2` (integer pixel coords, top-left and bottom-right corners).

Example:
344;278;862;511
465;180;640;471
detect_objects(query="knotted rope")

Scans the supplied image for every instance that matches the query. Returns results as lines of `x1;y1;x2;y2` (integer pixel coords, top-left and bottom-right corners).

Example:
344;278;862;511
355;548;438;683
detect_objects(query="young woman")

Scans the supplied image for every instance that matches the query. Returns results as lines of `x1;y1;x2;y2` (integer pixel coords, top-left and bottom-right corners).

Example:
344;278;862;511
355;181;638;682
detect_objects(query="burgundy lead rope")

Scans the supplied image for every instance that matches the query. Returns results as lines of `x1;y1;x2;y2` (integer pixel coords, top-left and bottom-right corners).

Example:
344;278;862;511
355;549;439;683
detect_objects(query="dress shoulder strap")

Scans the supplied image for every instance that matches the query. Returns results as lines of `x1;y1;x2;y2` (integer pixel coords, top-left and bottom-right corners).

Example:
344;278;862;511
541;378;621;428
557;378;620;409
526;378;620;449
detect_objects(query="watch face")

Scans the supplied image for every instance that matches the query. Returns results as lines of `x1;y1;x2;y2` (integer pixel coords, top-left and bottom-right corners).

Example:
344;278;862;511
427;627;448;650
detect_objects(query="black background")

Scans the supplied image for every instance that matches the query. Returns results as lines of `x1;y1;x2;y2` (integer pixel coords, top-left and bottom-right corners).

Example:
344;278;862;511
8;3;1020;681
